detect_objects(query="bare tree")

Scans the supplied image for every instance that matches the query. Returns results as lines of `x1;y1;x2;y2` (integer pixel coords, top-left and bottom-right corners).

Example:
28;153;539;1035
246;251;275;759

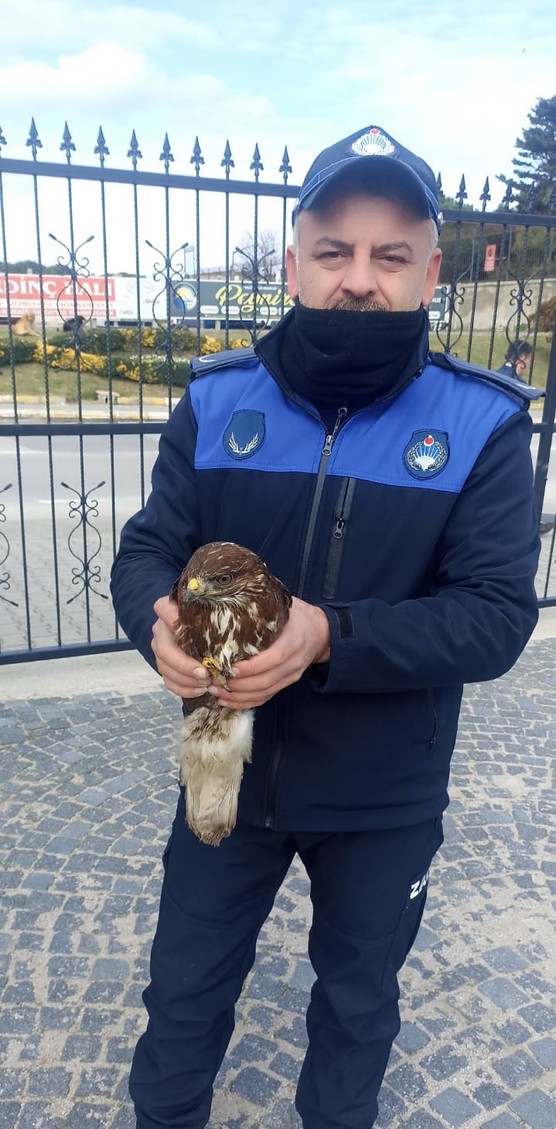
234;229;278;283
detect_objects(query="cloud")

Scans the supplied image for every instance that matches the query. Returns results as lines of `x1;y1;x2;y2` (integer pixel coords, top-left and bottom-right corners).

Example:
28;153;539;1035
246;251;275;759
0;41;280;171
1;0;214;56
1;0;554;274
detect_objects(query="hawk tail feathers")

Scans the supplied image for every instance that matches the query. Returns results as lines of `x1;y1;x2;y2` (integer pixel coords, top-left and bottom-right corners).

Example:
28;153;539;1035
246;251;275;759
178;706;254;847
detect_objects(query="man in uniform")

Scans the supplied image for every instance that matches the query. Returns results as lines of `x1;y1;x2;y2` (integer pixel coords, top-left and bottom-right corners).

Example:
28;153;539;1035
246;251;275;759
111;124;540;1129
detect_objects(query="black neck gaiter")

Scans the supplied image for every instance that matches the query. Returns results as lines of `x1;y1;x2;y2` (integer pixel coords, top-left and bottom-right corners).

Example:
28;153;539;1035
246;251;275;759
280;301;430;413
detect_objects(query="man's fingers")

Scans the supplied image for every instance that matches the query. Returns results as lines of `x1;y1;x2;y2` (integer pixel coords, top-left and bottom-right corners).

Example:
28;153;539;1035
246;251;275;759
232;636;288;677
153;595;179;627
158;668;209;698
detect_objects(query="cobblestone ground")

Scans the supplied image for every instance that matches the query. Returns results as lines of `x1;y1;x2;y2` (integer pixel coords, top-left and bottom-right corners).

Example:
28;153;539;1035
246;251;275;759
0;640;555;1129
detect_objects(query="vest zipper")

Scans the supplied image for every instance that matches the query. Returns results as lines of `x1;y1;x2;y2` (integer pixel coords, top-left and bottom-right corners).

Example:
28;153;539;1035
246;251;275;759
265;405;347;829
322;477;356;600
296;406;348;597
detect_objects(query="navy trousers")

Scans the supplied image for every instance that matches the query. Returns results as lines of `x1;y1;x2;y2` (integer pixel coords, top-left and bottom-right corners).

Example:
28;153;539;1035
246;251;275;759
130;789;443;1129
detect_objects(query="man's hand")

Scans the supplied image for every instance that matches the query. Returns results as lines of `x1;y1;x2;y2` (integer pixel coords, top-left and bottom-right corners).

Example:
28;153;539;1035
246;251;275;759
151;594;330;708
208;596;330;711
151;595;211;699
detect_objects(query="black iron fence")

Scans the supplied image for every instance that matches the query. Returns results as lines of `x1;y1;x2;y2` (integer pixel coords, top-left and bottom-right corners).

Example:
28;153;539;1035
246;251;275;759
0;122;555;663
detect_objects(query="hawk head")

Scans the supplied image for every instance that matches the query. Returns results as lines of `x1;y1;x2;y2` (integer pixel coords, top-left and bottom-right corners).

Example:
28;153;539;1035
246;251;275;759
171;542;290;613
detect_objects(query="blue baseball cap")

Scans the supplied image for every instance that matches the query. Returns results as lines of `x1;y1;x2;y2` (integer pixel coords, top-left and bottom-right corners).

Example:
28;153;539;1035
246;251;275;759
292;125;442;232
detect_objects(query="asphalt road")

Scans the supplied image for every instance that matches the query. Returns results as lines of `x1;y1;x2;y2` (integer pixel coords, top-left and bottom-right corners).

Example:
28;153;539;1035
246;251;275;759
0;426;554;658
1;430;555;524
0;433;161;524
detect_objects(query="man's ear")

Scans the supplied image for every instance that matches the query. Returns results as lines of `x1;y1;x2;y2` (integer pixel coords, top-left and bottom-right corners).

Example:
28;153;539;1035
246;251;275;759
286;245;299;300
422;248;442;308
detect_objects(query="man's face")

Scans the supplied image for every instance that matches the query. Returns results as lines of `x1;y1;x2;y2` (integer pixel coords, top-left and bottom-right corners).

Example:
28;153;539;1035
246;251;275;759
286;192;442;312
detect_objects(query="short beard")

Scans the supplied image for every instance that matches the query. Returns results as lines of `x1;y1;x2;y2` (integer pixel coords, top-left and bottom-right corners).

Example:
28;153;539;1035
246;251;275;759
326;297;389;312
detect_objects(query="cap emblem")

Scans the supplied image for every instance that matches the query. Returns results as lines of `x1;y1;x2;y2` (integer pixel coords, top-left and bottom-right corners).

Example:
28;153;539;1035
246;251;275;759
351;129;396;158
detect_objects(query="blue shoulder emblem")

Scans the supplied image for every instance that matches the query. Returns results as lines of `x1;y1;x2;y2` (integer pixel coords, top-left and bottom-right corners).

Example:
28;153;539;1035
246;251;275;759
223;410;265;460
190;346;257;380
404;429;450;479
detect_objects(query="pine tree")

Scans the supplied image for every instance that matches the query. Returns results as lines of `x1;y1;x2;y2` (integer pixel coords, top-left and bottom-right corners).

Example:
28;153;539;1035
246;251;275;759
499;96;556;213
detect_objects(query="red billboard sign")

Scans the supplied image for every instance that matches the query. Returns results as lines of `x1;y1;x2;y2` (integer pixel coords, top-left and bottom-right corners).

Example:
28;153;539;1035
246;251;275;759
0;274;117;320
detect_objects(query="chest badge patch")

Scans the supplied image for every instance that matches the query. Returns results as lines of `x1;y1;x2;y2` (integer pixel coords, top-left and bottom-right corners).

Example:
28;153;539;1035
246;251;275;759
404;429;450;479
223;410;265;460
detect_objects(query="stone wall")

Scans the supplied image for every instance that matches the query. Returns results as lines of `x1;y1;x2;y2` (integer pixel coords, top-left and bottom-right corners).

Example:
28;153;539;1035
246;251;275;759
453;278;556;333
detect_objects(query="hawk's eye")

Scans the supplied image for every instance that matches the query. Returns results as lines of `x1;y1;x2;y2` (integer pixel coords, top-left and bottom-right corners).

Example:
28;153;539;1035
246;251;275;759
215;572;233;585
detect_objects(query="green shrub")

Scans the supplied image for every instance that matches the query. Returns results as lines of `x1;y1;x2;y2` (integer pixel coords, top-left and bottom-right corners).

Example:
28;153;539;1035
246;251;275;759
48;328;130;352
538;295;556;333
112;354;190;386
167;360;191;386
0;337;38;365
154;326;198;353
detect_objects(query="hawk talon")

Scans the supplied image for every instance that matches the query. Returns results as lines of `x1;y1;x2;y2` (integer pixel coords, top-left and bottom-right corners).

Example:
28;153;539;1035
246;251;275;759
202;656;232;692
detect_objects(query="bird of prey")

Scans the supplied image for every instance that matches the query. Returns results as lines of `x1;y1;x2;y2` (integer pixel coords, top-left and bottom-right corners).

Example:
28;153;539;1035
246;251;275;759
171;542;292;846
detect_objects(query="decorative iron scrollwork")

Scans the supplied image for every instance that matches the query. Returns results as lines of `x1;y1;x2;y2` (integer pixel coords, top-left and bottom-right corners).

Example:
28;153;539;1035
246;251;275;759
144;238;191;380
61;480;108;604
0;483;17;607
506;277;534;345
433;280;465;353
49;231;95;350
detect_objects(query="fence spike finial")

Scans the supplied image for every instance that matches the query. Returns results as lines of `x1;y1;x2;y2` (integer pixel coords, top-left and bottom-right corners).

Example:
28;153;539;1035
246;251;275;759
250;142;263;181
95;126;109;167
480;176;491;212
525;180;537;212
60;122;76;163
436;171;443;197
128;130;142;169
220;139;234;178
502;181;515;211
26;118;43;160
0;125;6;149
160;133;174;174
191;136;205;175
456;175;467;208
280;146;292;182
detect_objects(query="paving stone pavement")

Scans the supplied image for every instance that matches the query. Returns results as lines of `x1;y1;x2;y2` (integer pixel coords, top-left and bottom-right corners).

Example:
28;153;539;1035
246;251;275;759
0;639;555;1129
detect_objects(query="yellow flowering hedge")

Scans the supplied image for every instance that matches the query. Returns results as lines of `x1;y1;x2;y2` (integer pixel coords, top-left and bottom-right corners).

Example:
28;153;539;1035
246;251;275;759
4;325;227;387
199;336;222;355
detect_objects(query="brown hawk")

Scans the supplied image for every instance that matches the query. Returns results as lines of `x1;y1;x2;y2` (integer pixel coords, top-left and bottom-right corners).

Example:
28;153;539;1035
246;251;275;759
171;542;292;846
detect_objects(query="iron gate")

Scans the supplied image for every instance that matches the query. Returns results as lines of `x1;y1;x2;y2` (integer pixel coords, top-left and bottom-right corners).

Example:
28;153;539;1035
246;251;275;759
0;121;555;663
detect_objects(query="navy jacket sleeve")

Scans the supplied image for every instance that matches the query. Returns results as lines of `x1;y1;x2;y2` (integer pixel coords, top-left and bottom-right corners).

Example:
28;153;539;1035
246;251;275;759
110;392;200;669
317;408;540;693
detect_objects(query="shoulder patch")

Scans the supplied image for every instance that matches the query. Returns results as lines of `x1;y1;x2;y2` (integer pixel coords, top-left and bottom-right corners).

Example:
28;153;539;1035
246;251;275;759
429;351;543;405
223;410;266;459
403;429;450;479
190;346;257;380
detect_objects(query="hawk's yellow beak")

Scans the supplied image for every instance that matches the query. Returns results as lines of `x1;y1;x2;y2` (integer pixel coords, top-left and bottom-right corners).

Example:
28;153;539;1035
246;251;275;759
187;577;201;592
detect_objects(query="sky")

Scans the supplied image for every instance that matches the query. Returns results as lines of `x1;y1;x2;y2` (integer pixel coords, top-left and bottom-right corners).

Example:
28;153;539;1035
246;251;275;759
0;0;555;274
